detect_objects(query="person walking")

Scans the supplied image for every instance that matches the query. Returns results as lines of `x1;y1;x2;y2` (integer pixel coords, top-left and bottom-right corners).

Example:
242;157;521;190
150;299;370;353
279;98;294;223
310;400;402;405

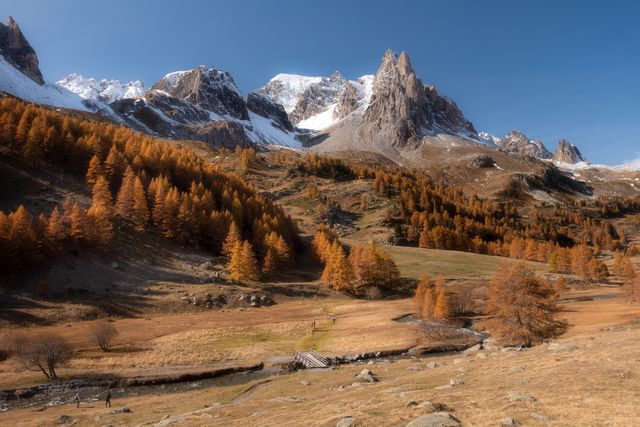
105;390;112;408
74;392;80;408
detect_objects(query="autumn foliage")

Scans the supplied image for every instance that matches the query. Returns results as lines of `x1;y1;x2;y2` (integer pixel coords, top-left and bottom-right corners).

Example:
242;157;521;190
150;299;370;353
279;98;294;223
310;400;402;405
485;263;566;346
0;97;301;281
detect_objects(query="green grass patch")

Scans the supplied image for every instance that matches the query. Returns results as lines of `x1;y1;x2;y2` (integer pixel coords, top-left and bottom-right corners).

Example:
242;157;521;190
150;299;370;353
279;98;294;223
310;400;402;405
296;321;333;351
385;245;546;280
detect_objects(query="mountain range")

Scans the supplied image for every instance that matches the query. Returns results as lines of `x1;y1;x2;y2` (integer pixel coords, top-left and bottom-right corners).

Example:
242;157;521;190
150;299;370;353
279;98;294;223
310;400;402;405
0;16;634;174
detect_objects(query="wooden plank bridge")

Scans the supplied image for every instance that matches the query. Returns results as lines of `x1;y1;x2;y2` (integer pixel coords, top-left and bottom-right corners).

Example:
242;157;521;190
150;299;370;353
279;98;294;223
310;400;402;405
293;349;330;368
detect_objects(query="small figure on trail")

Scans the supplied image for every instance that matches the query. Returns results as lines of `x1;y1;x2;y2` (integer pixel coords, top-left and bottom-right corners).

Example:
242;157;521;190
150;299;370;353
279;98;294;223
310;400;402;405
331;316;336;325
105;390;112;407
74;392;80;408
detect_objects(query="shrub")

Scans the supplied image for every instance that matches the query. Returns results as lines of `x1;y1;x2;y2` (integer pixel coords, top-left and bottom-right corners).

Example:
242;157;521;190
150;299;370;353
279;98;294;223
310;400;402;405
90;321;119;352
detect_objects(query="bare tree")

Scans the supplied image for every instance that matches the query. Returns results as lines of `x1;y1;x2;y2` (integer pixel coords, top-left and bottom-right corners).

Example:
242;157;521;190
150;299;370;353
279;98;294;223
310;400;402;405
90;321;118;352
15;333;72;379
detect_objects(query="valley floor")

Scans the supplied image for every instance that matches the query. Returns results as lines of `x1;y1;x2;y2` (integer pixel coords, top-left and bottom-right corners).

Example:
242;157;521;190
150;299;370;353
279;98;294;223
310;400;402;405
2;279;640;426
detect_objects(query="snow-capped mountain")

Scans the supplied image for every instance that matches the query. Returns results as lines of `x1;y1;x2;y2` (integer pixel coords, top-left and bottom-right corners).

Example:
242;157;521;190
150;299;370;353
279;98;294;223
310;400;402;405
0;16;609;166
492;130;552;159
256;72;374;131
150;66;249;120
552;139;587;164
58;74;144;103
0;17;87;111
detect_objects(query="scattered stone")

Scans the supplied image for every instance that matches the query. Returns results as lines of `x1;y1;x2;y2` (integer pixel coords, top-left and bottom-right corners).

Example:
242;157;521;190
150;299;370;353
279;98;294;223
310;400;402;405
356;369;379;383
509;366;524;374
406;400;419;407
463;344;482;354
336;416;357;427
426;362;441;369
548;342;577;352
199;261;214;270
57;415;72;425
502;346;522;352
270;396;304;403
406;412;461;427
300;380;310;386
618;372;629;379
507;391;536;402
111;262;120;270
453;358;465;365
456;368;465;373
475;352;487;359
449;378;464;387
500;417;518;426
112;407;132;414
531;413;551;422
153;415;189;425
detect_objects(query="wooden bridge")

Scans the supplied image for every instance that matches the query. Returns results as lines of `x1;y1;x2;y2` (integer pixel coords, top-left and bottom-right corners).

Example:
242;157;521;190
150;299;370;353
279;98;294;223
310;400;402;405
293;349;330;368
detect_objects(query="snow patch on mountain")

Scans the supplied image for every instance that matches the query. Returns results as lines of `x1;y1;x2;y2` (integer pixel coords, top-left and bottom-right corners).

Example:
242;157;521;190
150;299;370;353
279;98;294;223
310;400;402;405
58;74;144;103
297;103;338;131
260;73;323;113
0;55;88;111
257;72;375;131
244;111;301;148
478;131;500;146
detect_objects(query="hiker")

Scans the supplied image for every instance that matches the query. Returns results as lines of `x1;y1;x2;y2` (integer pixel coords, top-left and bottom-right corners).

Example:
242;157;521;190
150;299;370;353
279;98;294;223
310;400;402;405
105;390;112;407
331;316;336;325
74;392;80;408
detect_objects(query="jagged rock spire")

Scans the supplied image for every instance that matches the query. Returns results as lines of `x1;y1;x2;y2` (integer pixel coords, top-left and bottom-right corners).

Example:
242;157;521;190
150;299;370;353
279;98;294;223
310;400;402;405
0;16;44;85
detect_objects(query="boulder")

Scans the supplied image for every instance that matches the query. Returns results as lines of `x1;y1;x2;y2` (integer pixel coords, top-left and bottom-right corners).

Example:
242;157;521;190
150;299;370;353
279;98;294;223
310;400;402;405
56;415;72;425
426;362;441;369
500;417;518;426
336;416;357;427
507;391;536;402
508;366;524;374
356;369;379;383
405;412;461;427
112;407;132;414
548;342;577;352
449;378;464;387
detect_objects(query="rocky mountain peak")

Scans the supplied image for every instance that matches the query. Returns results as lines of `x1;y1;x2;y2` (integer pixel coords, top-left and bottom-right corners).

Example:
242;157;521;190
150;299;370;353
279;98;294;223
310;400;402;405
151;66;248;120
0;16;44;85
553;139;587;164
396;51;414;77
495;130;552;159
360;50;476;148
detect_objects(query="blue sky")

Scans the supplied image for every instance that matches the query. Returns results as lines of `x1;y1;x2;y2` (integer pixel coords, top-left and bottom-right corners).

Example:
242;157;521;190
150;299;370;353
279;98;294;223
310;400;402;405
4;0;640;164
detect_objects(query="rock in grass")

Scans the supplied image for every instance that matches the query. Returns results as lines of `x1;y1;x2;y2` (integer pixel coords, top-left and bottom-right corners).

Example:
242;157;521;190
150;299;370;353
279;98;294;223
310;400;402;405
356;369;379;383
500;417;518;425
56;415;72;425
508;366;524;374
507;391;536;402
112;407;132;414
336;416;357;427
405;412;461;427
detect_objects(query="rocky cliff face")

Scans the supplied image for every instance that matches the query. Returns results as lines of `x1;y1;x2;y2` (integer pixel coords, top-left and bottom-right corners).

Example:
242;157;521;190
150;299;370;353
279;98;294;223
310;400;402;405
288;71;346;123
333;82;359;120
553;139;587;164
151;66;249;120
255;72;373;131
494;130;552;159
0;16;44;85
358;50;477;148
246;92;293;132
